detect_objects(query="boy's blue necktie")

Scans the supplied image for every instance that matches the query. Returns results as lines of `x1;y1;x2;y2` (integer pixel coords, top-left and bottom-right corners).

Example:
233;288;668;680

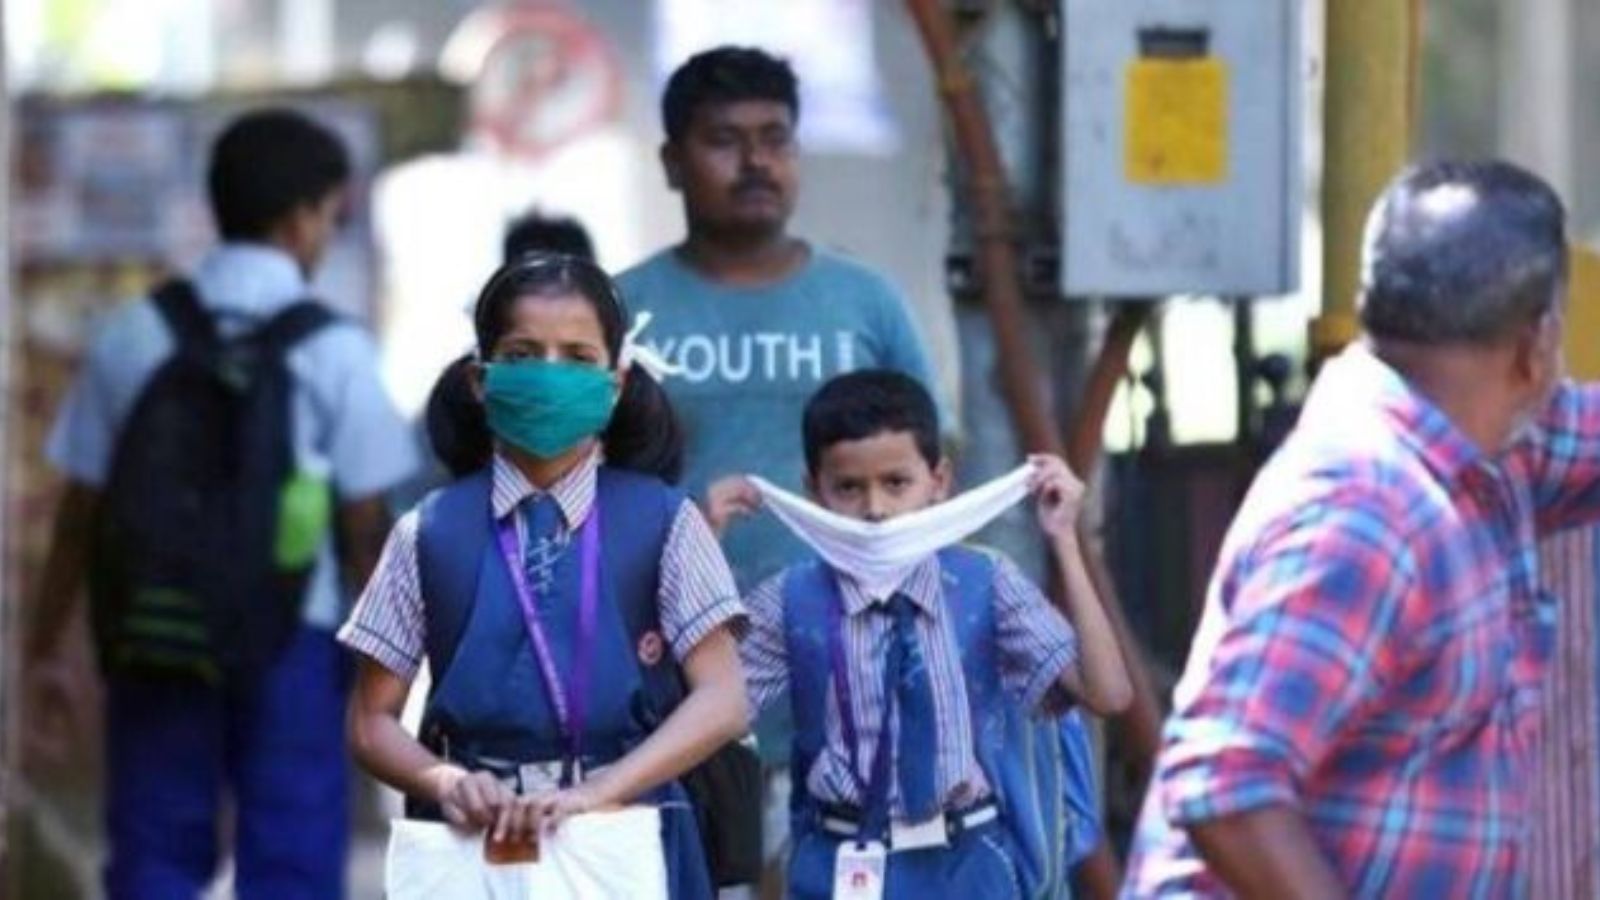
520;495;567;603
885;593;939;821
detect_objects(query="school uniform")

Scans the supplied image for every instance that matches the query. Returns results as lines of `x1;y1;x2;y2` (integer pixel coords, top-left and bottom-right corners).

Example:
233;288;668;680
340;450;745;899
740;546;1082;900
46;244;420;899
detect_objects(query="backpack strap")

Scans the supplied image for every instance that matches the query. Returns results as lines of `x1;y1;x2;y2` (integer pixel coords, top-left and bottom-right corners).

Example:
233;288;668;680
936;545;1001;729
594;467;686;723
151;280;220;353
941;545;1075;900
255;299;338;350
416;469;495;684
783;549;1001;788
780;558;836;815
415;465;684;708
1058;708;1102;865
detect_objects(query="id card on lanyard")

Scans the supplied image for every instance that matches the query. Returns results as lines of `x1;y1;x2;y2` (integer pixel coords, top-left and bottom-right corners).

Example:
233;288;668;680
494;501;602;787
827;590;894;896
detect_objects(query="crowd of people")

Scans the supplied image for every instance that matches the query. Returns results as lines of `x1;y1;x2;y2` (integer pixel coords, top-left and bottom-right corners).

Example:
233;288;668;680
21;43;1593;900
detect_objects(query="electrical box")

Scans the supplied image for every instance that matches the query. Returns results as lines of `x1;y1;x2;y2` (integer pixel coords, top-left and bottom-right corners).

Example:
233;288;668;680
1061;0;1303;297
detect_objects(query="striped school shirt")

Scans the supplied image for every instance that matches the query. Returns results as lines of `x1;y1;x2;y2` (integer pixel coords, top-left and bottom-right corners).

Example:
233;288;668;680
741;550;1080;817
339;450;745;681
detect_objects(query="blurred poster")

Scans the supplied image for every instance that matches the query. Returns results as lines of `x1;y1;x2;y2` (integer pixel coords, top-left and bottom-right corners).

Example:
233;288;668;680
17;106;188;261
14;98;380;319
441;4;625;160
654;0;899;155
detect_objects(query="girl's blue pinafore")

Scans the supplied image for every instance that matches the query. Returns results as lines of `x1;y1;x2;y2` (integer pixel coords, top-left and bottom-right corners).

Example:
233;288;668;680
410;465;713;900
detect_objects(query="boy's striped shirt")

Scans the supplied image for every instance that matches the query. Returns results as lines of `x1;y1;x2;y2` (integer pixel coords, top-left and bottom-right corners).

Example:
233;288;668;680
741;549;1081;816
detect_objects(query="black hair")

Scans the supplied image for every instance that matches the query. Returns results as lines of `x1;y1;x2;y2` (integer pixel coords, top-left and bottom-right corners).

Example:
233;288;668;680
207;108;351;241
503;211;596;264
661;46;800;143
802;370;941;474
464;253;683;482
1360;159;1568;344
424;353;493;479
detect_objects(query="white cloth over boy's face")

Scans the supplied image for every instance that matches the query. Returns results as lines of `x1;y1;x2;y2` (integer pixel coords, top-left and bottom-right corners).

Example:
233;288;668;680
748;463;1035;598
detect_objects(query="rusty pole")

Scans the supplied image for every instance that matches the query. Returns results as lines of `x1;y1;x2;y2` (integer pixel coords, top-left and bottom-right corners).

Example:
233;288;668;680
903;1;1168;892
1312;0;1419;365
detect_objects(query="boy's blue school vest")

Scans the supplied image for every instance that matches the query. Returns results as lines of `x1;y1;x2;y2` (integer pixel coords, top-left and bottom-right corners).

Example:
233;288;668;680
410;465;709;899
782;547;1101;900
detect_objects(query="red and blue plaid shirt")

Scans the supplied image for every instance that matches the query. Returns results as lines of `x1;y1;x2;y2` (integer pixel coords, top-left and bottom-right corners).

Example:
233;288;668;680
1125;345;1600;898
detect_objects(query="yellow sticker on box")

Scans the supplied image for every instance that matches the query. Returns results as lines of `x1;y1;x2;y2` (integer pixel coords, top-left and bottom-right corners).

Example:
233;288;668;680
1125;57;1228;184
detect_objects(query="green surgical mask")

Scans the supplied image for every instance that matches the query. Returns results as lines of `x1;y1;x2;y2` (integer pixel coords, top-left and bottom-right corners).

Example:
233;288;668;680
483;360;618;459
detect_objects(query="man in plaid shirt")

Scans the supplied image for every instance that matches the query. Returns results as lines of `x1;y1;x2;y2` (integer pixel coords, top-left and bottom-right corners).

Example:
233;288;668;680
1125;160;1597;897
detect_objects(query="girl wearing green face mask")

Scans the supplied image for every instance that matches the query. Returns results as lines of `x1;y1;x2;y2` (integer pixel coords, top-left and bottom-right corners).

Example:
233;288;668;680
340;254;749;899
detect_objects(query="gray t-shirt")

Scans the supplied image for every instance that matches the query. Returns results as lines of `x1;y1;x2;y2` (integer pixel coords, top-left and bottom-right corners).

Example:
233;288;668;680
617;244;936;590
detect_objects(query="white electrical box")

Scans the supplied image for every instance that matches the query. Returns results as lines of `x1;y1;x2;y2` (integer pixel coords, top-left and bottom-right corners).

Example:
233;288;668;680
1061;0;1303;297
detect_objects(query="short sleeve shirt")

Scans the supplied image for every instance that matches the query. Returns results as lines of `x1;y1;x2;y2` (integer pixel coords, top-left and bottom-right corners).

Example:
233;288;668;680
739;551;1079;815
339;450;746;682
1125;345;1600;898
616;245;939;590
45;244;422;629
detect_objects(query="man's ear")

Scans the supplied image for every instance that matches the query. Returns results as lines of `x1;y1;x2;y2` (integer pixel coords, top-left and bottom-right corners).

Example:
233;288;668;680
1511;316;1556;388
931;458;954;503
266;201;316;267
660;141;683;192
1539;306;1567;382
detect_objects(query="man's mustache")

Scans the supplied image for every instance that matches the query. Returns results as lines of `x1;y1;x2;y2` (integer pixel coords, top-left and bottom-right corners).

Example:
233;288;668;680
733;176;781;195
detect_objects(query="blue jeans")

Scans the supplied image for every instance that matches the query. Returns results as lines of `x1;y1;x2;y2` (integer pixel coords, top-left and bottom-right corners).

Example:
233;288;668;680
103;627;350;900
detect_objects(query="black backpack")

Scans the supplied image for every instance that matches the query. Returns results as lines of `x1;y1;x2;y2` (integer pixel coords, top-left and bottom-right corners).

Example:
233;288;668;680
89;280;337;682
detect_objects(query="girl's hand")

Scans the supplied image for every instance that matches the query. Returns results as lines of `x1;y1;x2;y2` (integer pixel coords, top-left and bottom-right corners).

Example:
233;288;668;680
435;767;514;831
703;476;762;537
1028;454;1086;540
492;782;604;844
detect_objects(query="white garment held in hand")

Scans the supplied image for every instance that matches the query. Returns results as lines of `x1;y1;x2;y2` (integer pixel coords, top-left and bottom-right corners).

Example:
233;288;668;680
748;463;1035;598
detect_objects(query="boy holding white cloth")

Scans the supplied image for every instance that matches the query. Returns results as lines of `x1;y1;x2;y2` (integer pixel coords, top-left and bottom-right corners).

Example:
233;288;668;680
709;370;1131;899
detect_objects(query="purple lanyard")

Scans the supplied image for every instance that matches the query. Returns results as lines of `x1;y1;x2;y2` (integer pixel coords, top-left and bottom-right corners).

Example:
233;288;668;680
494;500;601;769
826;587;896;822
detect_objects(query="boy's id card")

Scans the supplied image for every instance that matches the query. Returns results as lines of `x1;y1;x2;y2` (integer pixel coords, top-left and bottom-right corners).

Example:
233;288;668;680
833;841;887;900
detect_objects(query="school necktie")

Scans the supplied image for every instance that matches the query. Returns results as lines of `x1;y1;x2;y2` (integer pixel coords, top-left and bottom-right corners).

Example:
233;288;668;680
520;494;567;602
885;593;940;822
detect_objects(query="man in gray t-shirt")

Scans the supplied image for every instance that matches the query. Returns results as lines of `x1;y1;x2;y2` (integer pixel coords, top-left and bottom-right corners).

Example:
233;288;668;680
618;46;936;592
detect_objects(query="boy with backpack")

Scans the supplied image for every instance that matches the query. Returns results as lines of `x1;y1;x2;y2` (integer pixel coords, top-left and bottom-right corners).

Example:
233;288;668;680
709;370;1131;898
26;108;419;898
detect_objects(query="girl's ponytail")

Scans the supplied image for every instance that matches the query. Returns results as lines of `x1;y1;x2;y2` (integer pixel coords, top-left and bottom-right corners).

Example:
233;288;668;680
424;353;494;478
601;363;684;484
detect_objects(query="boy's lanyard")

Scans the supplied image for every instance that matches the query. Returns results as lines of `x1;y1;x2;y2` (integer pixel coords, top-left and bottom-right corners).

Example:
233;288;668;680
826;585;899;842
494;500;601;787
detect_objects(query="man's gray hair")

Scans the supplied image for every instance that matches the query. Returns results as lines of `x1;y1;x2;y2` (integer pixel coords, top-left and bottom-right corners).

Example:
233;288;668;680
1359;160;1567;344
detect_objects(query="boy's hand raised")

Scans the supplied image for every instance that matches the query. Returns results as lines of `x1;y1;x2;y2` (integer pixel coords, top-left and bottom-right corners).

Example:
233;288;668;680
1027;454;1086;540
704;476;762;538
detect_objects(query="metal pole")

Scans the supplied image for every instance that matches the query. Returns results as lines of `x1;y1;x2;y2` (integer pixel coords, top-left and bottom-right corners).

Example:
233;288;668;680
1311;0;1420;364
904;0;1166;857
1498;0;1573;197
0;5;15;882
